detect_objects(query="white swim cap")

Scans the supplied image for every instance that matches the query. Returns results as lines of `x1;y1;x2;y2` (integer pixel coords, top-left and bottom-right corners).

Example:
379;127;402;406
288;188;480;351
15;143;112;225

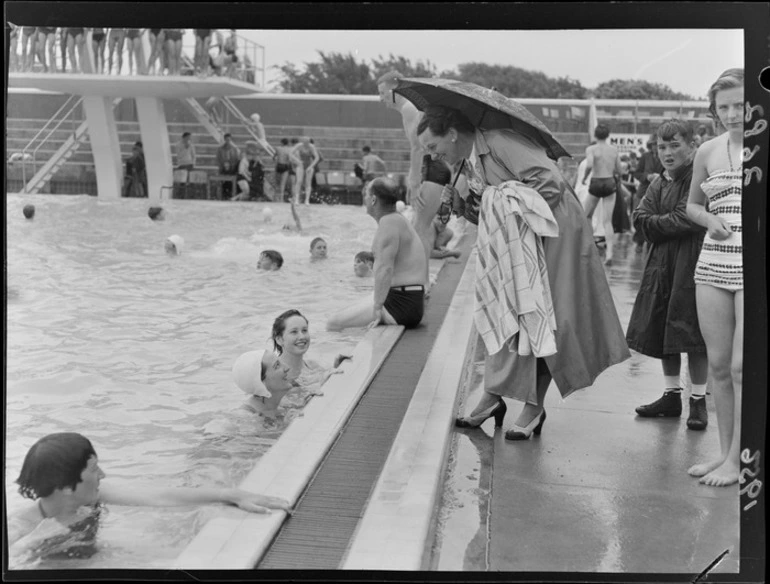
166;234;184;255
232;349;272;398
395;201;406;213
262;207;273;217
250;113;261;123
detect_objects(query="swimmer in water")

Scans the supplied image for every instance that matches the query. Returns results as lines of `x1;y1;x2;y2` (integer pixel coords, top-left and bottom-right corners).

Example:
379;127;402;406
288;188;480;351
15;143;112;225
262;207;273;223
23;204;35;219
8;432;291;564
271;309;351;388
257;250;283;271
353;251;374;277
232;348;298;420
309;237;327;261
148;206;165;221
165;235;184;255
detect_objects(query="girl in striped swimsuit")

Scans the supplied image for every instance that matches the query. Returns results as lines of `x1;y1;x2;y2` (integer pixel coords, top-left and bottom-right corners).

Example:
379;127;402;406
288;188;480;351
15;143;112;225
685;68;744;487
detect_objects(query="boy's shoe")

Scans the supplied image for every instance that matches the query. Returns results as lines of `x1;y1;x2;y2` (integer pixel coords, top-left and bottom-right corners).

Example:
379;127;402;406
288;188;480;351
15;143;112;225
686;396;708;430
635;391;682;417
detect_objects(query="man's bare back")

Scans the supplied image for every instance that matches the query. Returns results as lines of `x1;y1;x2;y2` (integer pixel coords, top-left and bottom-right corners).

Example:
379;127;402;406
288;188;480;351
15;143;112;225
374;212;427;287
586;142;620;179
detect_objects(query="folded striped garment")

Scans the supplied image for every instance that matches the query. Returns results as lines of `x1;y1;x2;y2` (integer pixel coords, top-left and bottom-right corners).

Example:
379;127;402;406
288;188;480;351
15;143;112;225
474;180;559;357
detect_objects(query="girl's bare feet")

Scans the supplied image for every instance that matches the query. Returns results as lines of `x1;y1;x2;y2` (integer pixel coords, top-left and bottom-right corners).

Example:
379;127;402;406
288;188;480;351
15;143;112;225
687;457;724;477
699;460;739;487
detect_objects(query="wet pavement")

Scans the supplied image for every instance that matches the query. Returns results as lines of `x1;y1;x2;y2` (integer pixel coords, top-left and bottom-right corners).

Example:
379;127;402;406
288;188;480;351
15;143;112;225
430;233;740;574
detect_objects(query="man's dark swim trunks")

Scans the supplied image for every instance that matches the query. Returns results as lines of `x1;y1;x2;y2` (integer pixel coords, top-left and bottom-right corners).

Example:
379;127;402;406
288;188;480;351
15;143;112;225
195;29;211;40
588;177;617;198
383;285;424;329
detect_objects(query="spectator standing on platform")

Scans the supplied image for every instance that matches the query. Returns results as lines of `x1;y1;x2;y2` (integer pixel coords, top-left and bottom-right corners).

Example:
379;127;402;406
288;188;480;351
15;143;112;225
146;29;165;75
361;146;387;182
124;28;141;75
626;119;708;431
249;113;276;157
216;133;241;200
65;28;86;74
59;27;68;72
376;71;424;204
164;28;184;75
175;132;196;171
632;136;665;252
309;138;323;191
291;137;320;206
194;29;212;76
90;28;107;74
9;23;19;71
35;27;57;73
581;124;622;265
21;26;36;71
107;28;125;75
223;29;238;77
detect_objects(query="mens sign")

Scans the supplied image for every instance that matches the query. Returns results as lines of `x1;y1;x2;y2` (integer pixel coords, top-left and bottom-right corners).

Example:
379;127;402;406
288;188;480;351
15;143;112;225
608;134;647;154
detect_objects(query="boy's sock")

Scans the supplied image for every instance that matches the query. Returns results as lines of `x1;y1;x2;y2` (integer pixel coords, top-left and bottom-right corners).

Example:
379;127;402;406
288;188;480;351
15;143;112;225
663;376;681;392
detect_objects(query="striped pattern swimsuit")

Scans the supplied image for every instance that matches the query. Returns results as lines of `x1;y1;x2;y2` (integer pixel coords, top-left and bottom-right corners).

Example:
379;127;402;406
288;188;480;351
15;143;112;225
693;169;743;290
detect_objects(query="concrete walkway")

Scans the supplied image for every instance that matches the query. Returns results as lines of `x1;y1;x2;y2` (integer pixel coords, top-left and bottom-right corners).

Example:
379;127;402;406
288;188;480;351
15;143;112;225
432;233;740;574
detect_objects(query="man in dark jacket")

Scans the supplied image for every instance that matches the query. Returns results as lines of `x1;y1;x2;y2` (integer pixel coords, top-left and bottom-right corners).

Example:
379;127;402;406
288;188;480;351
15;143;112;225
626;119;708;430
632;136;665;251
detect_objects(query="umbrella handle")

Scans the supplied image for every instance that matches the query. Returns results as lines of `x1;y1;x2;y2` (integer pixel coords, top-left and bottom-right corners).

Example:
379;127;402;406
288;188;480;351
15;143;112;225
451;160;465;187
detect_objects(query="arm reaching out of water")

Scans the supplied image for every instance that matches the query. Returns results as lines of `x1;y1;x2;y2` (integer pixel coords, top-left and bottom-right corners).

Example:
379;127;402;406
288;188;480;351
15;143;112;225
99;482;291;513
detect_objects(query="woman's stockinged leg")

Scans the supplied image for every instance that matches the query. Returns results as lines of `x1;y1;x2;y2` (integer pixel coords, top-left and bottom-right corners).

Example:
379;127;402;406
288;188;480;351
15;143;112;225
700;290;742;486
514;360;551;427
688;284;737;482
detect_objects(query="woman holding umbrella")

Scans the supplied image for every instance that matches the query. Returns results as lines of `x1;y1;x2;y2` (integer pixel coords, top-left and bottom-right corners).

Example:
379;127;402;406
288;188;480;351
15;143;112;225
407;81;629;441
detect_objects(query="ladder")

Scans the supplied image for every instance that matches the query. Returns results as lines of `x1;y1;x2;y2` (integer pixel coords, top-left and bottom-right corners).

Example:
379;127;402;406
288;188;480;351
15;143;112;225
23;97;123;194
181;96;275;157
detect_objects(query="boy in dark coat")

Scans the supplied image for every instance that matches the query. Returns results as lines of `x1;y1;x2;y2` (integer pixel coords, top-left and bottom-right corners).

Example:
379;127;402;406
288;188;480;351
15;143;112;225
626;120;708;430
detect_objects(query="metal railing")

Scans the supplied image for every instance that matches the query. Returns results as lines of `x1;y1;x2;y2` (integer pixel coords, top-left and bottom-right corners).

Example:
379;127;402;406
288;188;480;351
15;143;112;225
19;95;84;186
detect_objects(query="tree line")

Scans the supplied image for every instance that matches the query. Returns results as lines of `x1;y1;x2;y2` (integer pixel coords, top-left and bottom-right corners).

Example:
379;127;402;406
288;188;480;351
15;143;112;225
274;52;696;101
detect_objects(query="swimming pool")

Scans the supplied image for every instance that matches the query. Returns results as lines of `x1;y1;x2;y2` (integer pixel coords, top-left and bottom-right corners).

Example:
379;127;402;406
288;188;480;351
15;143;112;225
5;194;378;569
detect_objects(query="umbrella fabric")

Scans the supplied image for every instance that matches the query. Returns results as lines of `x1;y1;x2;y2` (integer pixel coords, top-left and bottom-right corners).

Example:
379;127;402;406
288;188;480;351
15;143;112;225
394;77;570;161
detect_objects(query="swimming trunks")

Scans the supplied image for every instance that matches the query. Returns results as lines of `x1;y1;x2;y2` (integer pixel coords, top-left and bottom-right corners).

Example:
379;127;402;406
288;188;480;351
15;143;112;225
382;285;424;329
165;29;183;42
125;28;140;39
37;27;56;36
150;29;163;37
421;154;452;186
588;177;617;198
195;29;212;40
67;27;84;38
92;29;106;42
275;163;291;174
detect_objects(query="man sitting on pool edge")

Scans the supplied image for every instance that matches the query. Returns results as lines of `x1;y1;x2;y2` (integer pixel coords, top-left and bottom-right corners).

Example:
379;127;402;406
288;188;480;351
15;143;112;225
326;177;427;331
8;432;291;564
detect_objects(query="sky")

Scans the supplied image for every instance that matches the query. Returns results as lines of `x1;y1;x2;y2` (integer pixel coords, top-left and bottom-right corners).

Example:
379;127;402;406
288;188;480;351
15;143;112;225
235;29;743;99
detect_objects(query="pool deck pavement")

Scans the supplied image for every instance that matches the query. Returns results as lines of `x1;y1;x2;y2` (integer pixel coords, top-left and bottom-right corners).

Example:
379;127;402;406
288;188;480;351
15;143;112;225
434;233;743;576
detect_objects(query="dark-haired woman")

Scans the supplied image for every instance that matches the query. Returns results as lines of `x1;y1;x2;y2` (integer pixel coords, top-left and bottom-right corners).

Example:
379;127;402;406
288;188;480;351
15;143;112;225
416;104;629;441
8;432;290;564
271;309;350;387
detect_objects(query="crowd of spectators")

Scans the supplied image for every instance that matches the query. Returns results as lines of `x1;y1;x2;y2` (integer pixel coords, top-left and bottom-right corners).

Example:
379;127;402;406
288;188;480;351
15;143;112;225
8;25;254;80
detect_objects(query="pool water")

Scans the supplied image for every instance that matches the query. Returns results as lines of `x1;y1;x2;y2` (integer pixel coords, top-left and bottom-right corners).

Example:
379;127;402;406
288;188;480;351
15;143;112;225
5;194;379;569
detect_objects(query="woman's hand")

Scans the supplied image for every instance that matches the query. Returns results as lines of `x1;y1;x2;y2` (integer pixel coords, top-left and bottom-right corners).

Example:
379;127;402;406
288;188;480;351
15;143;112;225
707;215;732;240
441;184;457;204
368;307;383;329
333;354;352;368
228;489;292;514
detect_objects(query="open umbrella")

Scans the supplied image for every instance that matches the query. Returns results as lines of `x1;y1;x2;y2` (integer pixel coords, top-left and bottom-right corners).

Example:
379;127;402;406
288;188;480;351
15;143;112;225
393;77;570;161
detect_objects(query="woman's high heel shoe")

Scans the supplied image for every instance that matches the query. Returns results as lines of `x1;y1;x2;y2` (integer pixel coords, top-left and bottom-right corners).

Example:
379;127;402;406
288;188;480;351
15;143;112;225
455;399;507;428
504;409;546;441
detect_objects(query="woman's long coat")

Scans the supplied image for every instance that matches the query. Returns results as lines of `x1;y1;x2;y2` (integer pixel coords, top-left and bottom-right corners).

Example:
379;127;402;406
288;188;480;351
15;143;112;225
476;129;630;403
625;162;706;358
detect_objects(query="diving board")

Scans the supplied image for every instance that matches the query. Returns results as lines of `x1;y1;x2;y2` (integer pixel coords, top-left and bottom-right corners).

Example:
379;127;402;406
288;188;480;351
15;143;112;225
9;73;259;201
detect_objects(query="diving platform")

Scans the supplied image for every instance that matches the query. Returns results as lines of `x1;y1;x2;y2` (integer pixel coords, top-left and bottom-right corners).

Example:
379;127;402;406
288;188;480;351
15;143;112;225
9;73;259;201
